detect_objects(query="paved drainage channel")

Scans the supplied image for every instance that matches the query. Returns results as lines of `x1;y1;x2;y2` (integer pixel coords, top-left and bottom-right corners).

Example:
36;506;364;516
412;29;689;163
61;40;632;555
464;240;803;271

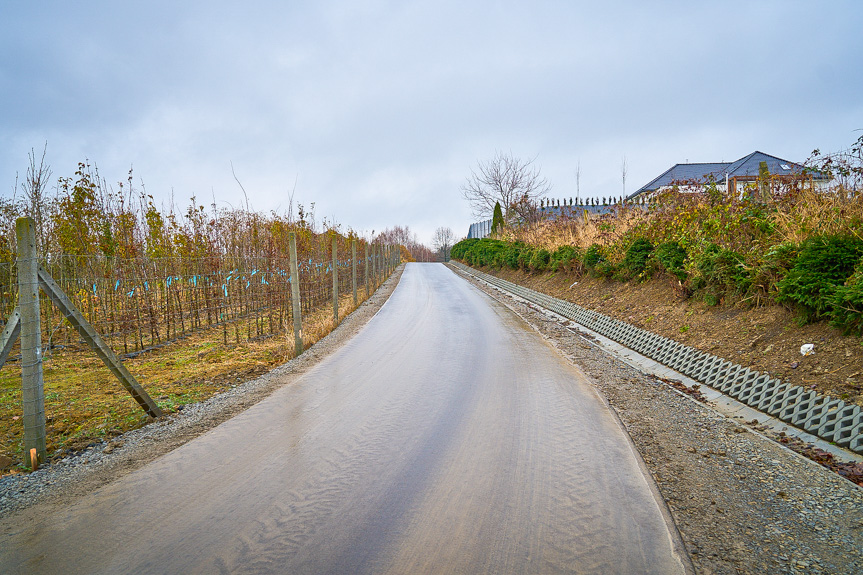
452;262;863;464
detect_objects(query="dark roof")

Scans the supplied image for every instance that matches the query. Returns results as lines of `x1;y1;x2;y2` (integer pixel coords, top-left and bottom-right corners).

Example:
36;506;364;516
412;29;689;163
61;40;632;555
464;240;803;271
631;162;731;199
629;151;826;199
724;151;807;178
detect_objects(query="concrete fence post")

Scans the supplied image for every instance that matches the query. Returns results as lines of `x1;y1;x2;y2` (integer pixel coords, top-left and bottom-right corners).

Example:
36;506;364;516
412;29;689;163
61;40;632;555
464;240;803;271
372;243;377;289
332;236;338;325
16;217;46;469
289;232;303;357
352;239;357;307
364;243;369;296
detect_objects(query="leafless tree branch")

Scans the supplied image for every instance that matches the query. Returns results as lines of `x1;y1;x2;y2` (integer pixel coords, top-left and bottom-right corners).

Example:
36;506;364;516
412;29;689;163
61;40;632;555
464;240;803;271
432;226;455;261
461;151;551;222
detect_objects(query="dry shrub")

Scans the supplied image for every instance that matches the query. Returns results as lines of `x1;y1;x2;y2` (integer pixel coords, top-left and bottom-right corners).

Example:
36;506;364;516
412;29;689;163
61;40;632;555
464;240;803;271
499;206;650;253
772;186;863;244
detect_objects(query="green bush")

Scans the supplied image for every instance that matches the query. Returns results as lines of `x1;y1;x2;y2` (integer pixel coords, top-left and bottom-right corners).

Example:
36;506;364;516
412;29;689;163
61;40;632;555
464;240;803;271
692;244;750;294
655;241;687;281
529;248;551;271
750;241;799;300
551;245;580;272
584;244;604;269
622;238;653;279
517;247;534;271
594;260;617;278
830;261;863;335
450;238;511;268
504;244;522;269
715;248;751;294
777;235;863;321
491;201;504;234
450;238;478;261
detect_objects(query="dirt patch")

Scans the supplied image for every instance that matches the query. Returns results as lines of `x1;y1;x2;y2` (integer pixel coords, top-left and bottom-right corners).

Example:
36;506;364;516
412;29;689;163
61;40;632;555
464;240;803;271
481;266;863;408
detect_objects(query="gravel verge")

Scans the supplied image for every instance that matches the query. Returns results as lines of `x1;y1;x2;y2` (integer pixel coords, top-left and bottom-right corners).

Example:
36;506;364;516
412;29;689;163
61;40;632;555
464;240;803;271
0;265;405;521
451;264;863;575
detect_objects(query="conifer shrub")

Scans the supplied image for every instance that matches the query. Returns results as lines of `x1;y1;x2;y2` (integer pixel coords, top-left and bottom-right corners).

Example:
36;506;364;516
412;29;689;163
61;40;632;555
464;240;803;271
450;238;478;261
594;260;617;278
749;242;799;303
550;245;580;272
830;261;863;335
517;246;534;271
691;244;750;300
529;248;551;271
583;244;604;269
504;243;523;270
715;248;751;294
491;201;504;234
621;238;653;279
777;234;863;322
655;241;688;281
692;244;752;294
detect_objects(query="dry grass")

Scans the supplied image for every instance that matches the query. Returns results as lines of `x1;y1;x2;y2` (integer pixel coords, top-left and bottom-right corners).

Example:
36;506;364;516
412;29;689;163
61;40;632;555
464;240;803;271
771;187;863;244
499;187;862;261
0;284;376;473
500;206;650;252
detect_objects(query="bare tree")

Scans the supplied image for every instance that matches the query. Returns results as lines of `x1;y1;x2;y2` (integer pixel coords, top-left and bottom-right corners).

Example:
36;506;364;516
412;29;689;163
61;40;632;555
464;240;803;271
432;226;455;262
376;225;436;262
20;143;53;247
461;151;551;221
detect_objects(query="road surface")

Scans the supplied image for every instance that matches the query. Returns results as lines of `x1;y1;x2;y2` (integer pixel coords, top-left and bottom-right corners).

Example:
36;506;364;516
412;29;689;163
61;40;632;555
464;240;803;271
1;263;689;574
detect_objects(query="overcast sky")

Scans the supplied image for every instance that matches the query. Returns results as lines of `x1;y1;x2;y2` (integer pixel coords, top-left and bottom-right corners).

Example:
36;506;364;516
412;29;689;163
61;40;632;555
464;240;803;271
2;1;861;244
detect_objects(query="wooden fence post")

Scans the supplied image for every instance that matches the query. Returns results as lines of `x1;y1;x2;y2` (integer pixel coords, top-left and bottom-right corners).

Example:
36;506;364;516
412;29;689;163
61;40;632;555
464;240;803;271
289;232;303;357
352;239;357;307
332;236;338;325
16;217;46;468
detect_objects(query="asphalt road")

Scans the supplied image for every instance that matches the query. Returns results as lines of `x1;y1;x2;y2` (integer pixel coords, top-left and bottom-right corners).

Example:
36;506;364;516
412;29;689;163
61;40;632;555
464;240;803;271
0;263;689;574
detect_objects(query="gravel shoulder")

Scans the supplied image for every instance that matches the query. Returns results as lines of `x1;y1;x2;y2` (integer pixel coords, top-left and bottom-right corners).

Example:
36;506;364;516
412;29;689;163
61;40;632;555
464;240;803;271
0;266;405;522
450;264;863;575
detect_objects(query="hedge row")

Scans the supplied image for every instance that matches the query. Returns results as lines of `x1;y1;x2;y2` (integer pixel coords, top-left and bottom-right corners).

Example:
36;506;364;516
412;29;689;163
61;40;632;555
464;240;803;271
451;235;863;335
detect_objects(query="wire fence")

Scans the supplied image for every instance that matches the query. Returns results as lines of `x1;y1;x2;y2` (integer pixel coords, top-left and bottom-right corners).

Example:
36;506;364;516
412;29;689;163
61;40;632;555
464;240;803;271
0;241;388;361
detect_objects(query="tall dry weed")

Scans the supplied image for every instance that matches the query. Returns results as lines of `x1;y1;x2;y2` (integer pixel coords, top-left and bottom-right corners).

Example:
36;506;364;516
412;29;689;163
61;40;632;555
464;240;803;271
772;186;863;244
500;206;650;254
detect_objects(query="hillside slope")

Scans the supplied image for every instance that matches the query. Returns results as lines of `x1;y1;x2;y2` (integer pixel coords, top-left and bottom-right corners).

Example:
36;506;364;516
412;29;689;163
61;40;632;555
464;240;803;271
478;266;863;408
